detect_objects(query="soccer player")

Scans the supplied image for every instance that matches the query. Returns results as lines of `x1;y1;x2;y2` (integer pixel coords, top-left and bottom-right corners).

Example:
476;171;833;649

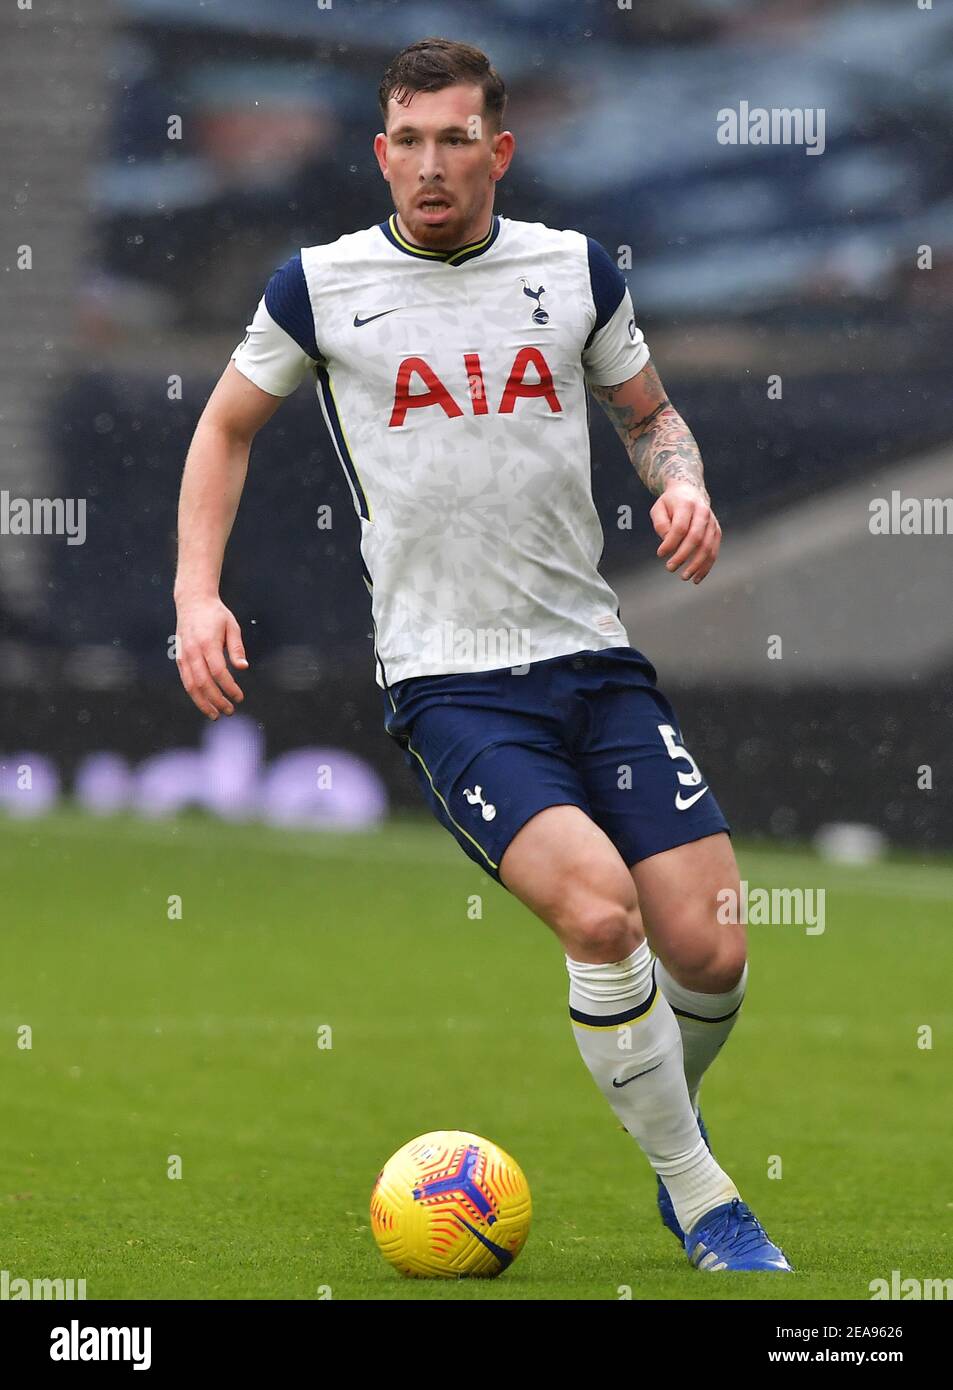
174;37;791;1273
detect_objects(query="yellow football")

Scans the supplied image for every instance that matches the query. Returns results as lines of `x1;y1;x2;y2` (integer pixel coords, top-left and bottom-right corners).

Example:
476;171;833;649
370;1130;532;1278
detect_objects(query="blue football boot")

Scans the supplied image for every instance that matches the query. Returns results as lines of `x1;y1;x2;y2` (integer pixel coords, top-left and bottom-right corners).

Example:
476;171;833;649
657;1109;710;1243
684;1197;794;1272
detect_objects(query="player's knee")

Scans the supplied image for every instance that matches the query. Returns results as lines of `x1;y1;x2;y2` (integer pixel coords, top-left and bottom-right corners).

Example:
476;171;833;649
564;899;642;963
706;939;747;993
668;929;746;992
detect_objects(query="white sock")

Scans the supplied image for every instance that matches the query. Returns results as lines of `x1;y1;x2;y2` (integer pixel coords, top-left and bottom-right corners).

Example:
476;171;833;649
654;959;748;1114
567;942;739;1234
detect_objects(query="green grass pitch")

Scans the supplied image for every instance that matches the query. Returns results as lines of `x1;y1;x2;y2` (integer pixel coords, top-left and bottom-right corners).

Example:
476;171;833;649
1;808;950;1300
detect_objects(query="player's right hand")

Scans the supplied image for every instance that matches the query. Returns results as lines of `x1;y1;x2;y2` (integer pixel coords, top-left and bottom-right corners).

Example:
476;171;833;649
174;595;248;719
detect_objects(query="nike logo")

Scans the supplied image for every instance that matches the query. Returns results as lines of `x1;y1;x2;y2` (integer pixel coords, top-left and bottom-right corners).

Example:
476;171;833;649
353;309;400;327
675;786;709;811
612;1060;664;1087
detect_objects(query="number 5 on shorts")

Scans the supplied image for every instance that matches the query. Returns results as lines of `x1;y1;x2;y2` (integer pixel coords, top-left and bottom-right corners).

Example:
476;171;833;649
658;723;704;789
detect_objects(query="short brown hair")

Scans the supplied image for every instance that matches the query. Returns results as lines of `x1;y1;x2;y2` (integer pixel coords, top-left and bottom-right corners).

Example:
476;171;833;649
378;37;506;133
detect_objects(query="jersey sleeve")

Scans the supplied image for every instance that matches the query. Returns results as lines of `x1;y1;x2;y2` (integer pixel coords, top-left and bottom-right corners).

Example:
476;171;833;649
230;252;321;397
581;238;650;387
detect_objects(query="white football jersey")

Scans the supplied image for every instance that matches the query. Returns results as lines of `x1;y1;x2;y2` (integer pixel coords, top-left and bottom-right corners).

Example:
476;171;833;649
230;213;650;688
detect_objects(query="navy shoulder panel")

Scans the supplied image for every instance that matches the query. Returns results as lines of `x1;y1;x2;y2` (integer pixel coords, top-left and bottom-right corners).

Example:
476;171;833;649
264;253;319;360
586;237;627;333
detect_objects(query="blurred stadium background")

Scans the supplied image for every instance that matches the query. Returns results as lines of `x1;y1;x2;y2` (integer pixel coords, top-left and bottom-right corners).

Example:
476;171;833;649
3;0;952;847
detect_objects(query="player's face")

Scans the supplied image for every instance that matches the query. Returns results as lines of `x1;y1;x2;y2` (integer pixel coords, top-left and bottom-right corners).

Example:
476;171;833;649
374;83;514;248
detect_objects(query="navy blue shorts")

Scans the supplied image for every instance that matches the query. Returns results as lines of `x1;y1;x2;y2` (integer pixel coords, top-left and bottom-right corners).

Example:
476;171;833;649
381;646;729;887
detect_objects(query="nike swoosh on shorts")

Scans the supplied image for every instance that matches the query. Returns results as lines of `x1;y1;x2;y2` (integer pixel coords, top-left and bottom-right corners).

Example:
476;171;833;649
675;786;709;811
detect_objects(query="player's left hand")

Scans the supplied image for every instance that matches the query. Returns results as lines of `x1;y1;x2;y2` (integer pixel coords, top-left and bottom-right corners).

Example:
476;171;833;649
650;482;722;584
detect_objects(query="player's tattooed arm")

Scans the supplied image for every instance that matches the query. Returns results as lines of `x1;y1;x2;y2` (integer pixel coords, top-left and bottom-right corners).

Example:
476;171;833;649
589;362;722;583
589;364;709;502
